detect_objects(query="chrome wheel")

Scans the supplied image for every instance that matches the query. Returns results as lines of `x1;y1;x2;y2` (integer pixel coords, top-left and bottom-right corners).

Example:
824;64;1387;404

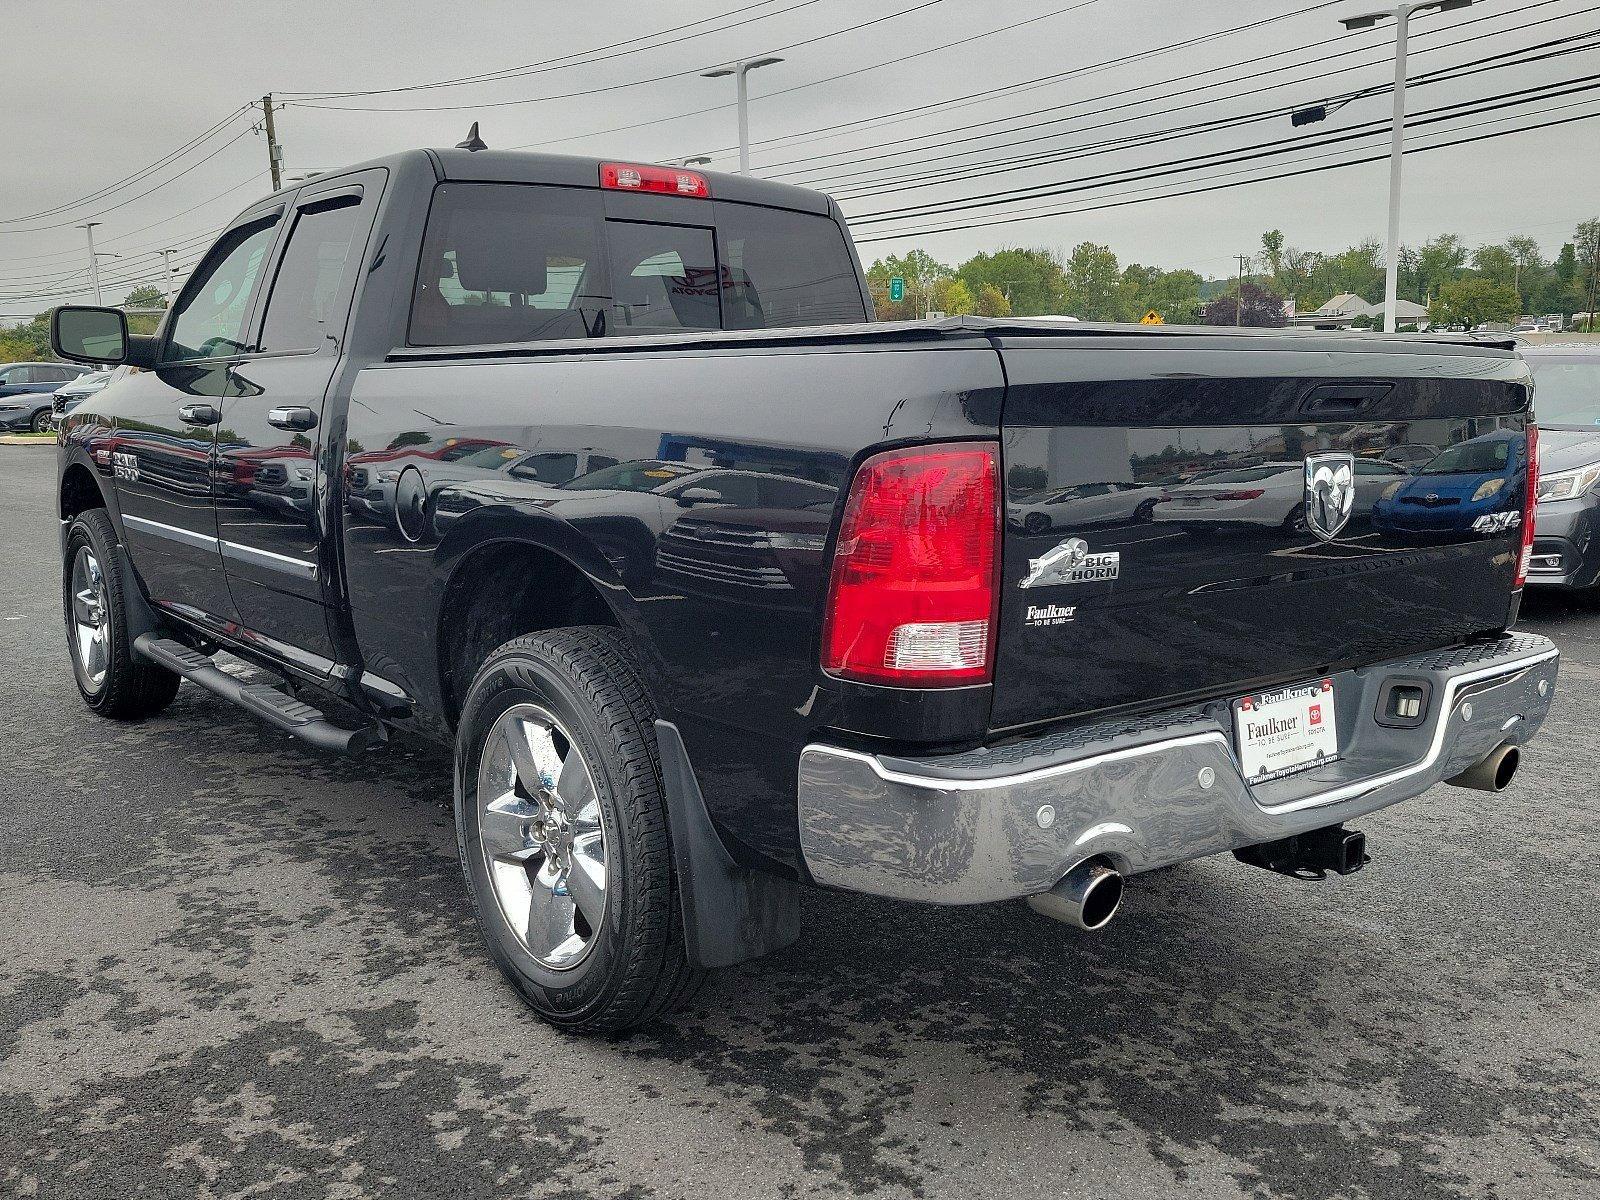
69;546;110;692
476;703;607;970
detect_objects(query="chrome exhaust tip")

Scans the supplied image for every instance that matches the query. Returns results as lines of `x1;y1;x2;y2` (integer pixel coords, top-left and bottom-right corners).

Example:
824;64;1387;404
1025;859;1124;931
1446;742;1521;793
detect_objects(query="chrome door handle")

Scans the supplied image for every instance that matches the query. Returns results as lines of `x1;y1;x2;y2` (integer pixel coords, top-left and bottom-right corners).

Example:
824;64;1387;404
178;403;221;426
267;406;318;432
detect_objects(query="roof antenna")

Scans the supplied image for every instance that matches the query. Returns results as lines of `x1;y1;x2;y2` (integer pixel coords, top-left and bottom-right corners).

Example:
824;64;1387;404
456;121;487;152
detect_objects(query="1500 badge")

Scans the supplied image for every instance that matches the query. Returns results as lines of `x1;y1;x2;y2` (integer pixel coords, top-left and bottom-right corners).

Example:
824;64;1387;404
1020;537;1120;588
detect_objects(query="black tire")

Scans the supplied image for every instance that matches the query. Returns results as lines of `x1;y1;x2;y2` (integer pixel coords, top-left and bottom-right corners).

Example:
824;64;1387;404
31;407;52;433
455;626;705;1033
62;508;180;719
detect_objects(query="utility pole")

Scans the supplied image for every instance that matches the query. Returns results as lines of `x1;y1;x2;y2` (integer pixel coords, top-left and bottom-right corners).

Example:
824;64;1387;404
77;222;103;306
1236;254;1251;325
700;57;783;174
261;94;283;190
160;248;178;303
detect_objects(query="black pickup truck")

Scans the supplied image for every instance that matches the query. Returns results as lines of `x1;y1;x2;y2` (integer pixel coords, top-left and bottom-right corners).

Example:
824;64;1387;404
51;147;1558;1032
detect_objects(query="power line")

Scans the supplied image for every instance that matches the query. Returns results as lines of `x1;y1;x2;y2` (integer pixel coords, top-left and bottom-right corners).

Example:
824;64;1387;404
863;94;1600;243
508;0;1349;153
813;28;1600;202
848;75;1600;228
766;0;1578;179
281;0;826;100
289;0;948;112
731;0;1371;163
853;102;1600;245
0;126;258;235
0;106;251;226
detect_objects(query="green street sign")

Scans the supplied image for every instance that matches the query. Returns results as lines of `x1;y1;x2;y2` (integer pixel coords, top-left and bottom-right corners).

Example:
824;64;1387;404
889;275;904;303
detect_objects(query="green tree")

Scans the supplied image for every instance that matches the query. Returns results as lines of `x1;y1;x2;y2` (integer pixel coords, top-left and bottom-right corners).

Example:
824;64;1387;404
1059;241;1123;320
1309;240;1384;306
1575;218;1600;323
1278;247;1322;308
123;284;168;309
973;283;1012;317
956;247;1064;317
1470;244;1517;294
1504;235;1547;309
866;249;952;319
1413;234;1469;304
930;277;975;316
1429;278;1521;329
0;315;52;363
1121;264;1203;324
1260;229;1285;279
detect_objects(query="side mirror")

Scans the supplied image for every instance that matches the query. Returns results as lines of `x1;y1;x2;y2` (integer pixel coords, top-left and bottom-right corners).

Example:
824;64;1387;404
676;486;724;506
51;306;130;365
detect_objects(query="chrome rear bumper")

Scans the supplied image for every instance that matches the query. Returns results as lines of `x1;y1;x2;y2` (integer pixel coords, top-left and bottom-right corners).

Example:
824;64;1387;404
797;633;1558;904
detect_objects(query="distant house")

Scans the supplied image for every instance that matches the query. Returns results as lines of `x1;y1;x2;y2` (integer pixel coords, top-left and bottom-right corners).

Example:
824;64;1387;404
1292;293;1373;329
1369;299;1432;329
1291;294;1431;331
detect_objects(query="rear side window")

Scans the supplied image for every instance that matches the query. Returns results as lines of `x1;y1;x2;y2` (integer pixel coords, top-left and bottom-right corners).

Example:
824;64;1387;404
408;181;865;347
258;196;365;352
411;184;606;346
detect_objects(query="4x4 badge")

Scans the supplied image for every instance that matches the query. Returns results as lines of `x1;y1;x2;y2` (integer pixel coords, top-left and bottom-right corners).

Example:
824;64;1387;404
1020;537;1120;588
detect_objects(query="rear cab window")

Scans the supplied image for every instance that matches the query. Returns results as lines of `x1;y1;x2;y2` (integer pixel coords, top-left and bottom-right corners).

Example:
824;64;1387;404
408;181;865;347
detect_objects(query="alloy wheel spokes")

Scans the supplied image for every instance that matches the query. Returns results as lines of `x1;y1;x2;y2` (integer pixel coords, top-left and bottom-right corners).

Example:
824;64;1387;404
477;703;608;970
70;548;109;689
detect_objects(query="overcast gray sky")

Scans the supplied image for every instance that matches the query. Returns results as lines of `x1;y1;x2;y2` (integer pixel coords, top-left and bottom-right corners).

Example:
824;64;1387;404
4;0;1597;315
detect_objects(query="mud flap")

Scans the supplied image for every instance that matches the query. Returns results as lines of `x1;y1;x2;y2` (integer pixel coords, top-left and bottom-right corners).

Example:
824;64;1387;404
654;720;801;970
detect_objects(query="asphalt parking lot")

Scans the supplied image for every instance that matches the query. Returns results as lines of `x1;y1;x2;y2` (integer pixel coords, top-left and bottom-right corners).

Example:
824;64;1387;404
2;443;1596;1200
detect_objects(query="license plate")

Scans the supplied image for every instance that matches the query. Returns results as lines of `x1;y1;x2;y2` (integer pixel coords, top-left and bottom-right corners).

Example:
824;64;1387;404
1234;679;1339;782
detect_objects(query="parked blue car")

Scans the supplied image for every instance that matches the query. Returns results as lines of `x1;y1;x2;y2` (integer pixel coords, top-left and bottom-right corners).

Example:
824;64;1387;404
0;361;93;431
1371;429;1529;536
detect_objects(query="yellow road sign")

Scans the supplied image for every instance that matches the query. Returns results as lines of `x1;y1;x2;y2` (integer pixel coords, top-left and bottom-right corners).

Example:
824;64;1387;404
1141;310;1164;325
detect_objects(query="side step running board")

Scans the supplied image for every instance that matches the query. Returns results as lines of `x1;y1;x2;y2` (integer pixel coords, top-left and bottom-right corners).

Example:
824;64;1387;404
133;634;377;754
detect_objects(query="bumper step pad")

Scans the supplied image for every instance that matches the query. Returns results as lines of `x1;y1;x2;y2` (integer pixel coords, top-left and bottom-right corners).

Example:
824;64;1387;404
133;634;376;754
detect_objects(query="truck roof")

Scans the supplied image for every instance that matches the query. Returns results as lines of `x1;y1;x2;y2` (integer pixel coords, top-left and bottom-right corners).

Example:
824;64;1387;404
249;146;833;216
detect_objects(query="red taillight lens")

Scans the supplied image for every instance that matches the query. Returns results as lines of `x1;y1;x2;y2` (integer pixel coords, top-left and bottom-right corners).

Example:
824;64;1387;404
821;443;1000;687
1213;488;1266;501
599;162;710;197
1516;422;1538;587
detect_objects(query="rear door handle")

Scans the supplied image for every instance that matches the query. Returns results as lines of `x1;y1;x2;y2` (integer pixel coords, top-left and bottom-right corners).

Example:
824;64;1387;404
267;406;318;432
178;403;221;427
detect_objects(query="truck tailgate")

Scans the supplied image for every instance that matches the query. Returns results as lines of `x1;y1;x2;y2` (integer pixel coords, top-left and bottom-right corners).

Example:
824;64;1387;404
991;337;1532;733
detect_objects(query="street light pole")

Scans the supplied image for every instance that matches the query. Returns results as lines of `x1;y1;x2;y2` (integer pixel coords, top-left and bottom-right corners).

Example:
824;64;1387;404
701;57;783;174
1335;1;1472;332
77;222;103;306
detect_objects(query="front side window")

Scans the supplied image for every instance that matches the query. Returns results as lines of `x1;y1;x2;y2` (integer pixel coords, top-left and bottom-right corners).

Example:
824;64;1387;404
167;219;278;361
258;196;365;352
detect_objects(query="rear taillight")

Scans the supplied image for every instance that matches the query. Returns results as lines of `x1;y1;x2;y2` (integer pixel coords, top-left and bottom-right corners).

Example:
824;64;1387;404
1213;488;1266;501
599;162;710;197
821;443;1000;687
1516;423;1538;587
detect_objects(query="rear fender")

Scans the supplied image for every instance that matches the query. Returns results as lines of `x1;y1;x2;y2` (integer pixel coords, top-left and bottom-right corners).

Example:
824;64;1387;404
432;501;673;710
